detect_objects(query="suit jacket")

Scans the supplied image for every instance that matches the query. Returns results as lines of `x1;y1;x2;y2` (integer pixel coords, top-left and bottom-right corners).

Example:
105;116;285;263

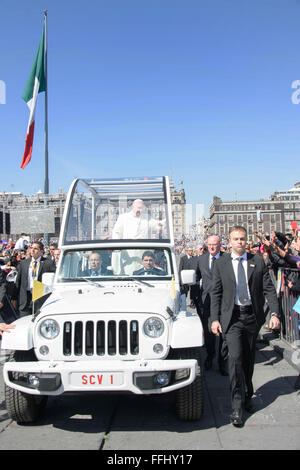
178;254;197;294
0;269;6;305
210;252;279;333
81;267;111;277
15;257;56;312
179;254;196;271
133;267;166;276
197;252;224;304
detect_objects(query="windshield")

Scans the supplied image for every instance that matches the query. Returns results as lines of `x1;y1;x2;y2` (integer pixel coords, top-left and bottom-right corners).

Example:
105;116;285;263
63;177;171;243
57;248;173;282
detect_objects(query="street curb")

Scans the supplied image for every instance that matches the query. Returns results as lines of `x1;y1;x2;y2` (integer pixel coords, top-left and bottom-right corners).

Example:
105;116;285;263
258;329;300;375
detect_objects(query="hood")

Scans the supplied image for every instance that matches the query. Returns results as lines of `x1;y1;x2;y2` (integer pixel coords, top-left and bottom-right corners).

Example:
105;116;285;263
40;284;175;319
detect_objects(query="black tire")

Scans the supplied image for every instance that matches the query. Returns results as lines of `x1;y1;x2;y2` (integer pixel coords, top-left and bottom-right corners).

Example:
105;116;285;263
173;348;204;421
5;350;48;424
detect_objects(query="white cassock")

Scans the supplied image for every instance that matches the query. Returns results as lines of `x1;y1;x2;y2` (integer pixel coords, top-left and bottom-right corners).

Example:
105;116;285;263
112;211;162;239
111;212;164;274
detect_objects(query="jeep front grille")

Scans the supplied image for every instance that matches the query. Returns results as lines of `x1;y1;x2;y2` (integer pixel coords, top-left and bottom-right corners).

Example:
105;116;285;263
62;320;139;357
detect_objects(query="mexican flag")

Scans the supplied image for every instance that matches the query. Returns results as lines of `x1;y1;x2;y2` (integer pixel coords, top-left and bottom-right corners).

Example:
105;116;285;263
21;27;46;169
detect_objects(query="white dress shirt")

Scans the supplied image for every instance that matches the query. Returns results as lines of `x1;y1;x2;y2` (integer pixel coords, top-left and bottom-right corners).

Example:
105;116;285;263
27;257;42;291
231;252;252;306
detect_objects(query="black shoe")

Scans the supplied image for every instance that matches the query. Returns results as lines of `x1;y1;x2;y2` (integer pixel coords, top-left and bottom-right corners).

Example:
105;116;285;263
230;409;243;427
204;357;213;370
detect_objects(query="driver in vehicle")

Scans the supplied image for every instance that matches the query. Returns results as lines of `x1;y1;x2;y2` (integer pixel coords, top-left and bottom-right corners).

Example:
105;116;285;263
82;252;111;276
133;251;166;276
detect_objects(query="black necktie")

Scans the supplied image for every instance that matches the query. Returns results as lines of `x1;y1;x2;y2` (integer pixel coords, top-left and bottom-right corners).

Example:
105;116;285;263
210;256;216;271
237;257;249;304
32;261;38;279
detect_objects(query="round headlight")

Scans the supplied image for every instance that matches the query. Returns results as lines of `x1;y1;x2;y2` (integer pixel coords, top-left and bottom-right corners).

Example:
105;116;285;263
143;317;164;338
39;319;60;340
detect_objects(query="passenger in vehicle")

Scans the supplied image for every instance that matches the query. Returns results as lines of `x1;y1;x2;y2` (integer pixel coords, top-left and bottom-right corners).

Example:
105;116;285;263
133;251;166;276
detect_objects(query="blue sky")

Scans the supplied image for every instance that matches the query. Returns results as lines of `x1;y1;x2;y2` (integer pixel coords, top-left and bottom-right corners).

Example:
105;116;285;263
1;0;300;216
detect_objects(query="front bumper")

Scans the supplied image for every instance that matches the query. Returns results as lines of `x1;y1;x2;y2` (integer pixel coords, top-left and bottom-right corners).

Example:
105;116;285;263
3;358;197;396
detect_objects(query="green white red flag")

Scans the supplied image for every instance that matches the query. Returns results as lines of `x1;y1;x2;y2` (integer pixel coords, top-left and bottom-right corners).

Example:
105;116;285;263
21;27;46;169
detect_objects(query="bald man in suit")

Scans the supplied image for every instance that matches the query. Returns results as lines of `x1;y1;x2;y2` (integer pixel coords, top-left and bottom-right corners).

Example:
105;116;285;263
196;235;227;374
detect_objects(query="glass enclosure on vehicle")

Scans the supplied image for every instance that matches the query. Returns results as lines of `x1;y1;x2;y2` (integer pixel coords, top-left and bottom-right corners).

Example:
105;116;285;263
61;177;172;244
57;248;174;281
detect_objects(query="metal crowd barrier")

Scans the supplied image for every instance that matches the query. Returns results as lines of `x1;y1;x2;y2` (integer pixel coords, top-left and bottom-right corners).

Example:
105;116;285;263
277;268;300;345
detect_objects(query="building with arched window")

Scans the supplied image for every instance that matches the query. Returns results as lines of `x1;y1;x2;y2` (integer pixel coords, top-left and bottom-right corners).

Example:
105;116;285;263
209;182;300;238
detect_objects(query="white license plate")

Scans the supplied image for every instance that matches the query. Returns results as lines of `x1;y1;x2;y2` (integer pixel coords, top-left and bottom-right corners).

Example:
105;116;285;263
70;372;124;387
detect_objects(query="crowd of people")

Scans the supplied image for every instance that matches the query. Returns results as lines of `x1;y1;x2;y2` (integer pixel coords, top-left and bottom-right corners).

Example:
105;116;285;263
0;226;299;427
177;227;299;426
0;228;299;322
176;229;300;288
0;235;61;328
177;228;300;350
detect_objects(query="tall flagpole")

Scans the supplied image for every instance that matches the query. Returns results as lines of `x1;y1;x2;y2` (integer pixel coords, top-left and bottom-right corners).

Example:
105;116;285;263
44;9;49;195
44;10;49;247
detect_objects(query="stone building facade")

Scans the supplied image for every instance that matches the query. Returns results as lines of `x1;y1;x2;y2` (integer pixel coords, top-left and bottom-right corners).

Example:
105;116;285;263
209;182;300;238
1;183;187;241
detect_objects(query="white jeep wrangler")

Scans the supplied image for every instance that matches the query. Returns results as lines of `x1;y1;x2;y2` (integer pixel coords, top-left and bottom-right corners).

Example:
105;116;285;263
2;176;204;423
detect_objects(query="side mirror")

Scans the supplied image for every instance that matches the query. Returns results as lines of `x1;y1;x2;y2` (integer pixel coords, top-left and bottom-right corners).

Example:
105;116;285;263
180;269;196;285
42;272;55;288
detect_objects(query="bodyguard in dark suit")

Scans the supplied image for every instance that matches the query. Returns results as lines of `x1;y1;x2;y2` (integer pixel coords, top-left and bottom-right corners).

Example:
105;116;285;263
178;246;196;301
0;269;8;321
0;270;6;309
188;253;201;308
0;268;18;324
210;226;280;427
196;235;226;374
15;241;55;317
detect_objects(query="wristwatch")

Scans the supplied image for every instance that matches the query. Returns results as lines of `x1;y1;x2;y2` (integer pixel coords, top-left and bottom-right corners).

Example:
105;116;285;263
271;313;280;319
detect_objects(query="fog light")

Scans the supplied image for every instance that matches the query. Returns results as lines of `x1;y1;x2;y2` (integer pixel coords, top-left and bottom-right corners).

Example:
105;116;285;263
28;374;40;388
39;345;49;356
155;372;170;386
175;368;190;381
153;343;163;354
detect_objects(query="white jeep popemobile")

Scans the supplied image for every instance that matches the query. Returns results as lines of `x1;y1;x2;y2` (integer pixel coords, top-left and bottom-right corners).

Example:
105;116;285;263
2;176;204;423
